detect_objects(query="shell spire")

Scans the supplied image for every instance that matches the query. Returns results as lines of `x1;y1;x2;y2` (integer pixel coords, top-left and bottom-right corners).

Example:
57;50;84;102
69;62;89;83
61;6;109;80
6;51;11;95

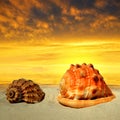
57;63;115;108
6;78;45;103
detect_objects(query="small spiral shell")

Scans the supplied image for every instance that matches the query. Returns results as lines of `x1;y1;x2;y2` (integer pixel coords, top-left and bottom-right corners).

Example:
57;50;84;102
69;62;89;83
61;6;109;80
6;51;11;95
6;78;45;103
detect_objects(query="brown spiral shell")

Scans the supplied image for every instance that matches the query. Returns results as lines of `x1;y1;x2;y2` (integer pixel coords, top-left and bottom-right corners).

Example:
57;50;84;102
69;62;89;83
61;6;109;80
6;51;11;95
6;78;45;103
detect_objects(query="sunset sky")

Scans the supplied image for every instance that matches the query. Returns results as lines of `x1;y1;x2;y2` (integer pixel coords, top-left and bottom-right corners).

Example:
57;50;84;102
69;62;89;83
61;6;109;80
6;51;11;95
0;0;120;85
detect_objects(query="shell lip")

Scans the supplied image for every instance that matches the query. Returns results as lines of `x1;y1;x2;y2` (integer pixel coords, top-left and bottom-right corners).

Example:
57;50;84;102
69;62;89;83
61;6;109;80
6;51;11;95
57;94;116;108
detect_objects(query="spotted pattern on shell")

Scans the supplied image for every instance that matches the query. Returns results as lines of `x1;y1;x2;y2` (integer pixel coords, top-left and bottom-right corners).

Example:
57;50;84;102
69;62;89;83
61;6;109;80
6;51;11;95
6;78;45;103
57;63;115;108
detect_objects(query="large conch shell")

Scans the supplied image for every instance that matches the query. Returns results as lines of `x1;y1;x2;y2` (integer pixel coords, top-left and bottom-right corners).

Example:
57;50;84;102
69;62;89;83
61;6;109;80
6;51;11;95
6;78;45;103
57;63;115;108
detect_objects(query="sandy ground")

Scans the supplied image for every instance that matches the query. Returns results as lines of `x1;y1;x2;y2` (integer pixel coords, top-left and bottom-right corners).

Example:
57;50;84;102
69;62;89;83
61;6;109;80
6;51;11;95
0;85;120;120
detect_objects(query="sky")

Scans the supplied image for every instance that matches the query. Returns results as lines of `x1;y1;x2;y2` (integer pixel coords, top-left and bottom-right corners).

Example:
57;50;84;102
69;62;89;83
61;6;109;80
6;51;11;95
0;0;120;85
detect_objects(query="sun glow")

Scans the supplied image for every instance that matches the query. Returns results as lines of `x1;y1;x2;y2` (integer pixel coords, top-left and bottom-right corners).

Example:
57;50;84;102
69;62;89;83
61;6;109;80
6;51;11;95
0;40;120;85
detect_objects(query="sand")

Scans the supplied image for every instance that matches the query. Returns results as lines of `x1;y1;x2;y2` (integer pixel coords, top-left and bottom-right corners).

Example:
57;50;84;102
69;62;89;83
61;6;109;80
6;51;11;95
0;85;120;120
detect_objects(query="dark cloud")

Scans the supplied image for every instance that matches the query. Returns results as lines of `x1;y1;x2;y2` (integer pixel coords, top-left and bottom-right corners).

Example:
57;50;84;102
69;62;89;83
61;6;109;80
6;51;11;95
0;0;11;5
96;1;119;16
31;7;48;21
69;0;95;9
47;1;62;17
0;0;119;42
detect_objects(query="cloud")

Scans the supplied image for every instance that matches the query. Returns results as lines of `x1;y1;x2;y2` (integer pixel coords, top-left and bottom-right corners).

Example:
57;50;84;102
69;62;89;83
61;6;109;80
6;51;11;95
95;0;107;8
36;21;49;29
0;0;54;42
69;0;94;9
90;15;120;32
31;7;48;21
0;0;119;43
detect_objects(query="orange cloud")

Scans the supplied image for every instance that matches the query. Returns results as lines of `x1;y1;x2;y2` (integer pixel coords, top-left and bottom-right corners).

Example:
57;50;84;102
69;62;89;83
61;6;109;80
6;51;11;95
70;7;80;16
95;0;107;8
61;16;72;24
0;0;120;43
90;15;119;30
9;0;31;12
36;21;49;29
0;14;9;22
70;7;84;21
0;24;6;33
0;0;55;42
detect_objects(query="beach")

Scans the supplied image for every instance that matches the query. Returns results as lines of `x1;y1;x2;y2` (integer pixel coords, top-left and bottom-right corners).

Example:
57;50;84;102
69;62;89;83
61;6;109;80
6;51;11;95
0;84;120;120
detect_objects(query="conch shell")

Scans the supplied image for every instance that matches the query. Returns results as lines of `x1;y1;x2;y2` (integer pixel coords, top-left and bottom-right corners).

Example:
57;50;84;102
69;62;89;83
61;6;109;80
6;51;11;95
6;78;45;103
57;63;115;108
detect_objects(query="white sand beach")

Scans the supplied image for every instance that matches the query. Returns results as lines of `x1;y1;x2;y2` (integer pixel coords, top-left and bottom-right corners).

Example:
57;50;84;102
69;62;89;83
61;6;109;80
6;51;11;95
0;85;120;120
